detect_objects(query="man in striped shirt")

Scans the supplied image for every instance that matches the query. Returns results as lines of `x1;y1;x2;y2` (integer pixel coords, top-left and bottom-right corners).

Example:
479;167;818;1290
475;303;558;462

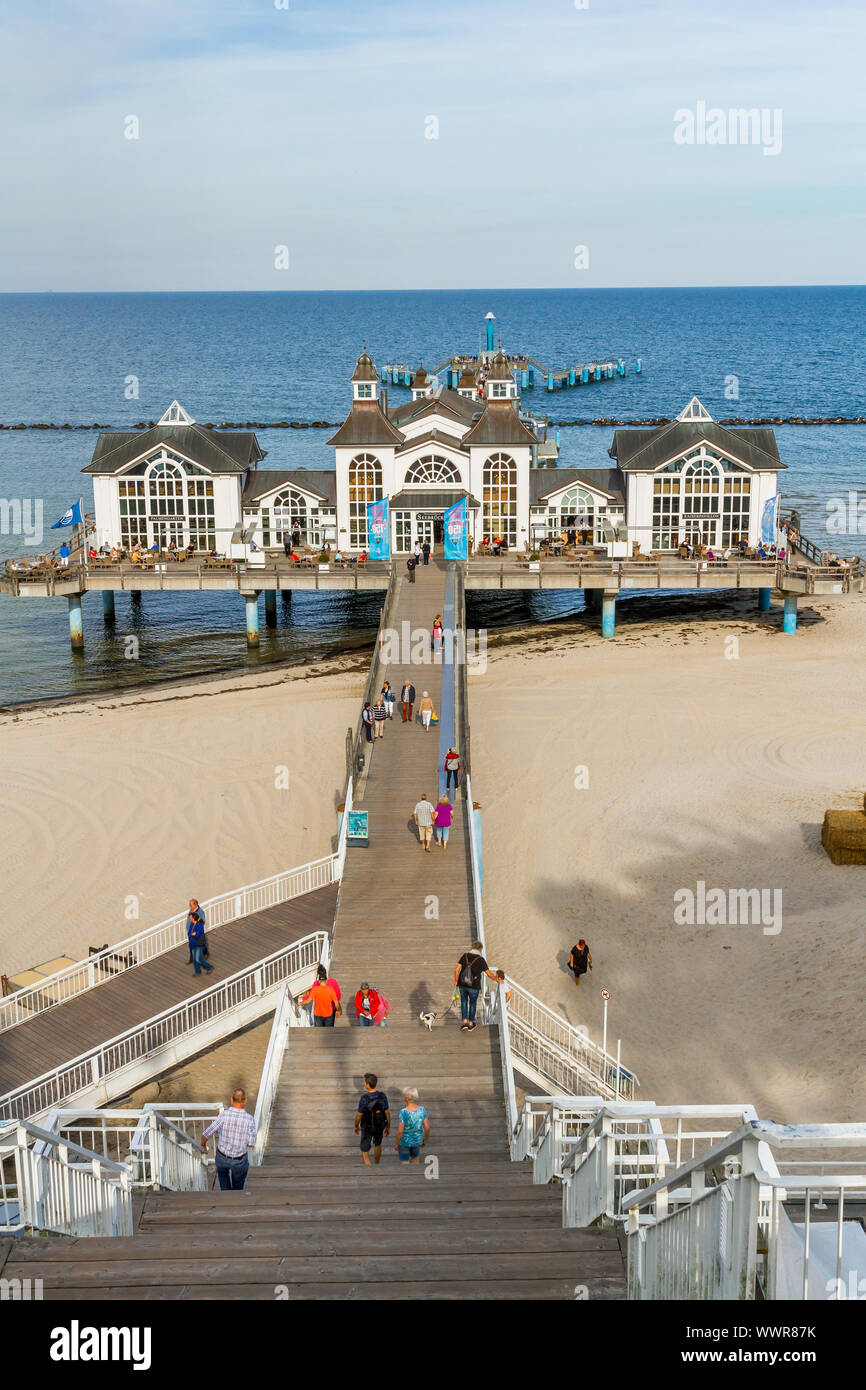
201;1089;257;1190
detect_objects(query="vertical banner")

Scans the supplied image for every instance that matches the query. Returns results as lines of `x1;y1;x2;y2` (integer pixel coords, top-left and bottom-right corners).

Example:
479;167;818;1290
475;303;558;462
366;497;390;559
444;497;468;561
761;495;779;545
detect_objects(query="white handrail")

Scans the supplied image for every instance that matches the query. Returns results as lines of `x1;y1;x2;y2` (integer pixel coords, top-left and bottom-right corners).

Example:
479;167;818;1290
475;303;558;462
464;773;486;951
486;982;519;1154
0;852;339;1032
1;1119;133;1237
504;975;638;1099
252;982;307;1164
0;930;329;1126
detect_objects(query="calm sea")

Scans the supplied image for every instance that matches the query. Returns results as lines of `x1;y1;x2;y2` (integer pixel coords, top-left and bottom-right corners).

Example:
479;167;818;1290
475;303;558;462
1;287;864;705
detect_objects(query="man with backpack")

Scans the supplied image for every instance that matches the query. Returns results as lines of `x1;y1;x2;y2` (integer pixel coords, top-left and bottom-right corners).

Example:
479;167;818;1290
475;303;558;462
354;1072;390;1166
406;553;417;584
454;941;498;1031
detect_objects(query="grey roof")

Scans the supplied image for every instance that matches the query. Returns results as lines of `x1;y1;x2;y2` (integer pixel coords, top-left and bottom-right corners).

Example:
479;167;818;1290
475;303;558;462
327;403;404;448
389;389;479;429
486;349;513;382
242;469;337;506
530;467;625;505
609;420;785;472
351;351;378;383
83;424;264;476
395;429;469;455
390;489;480;511
461;402;537;448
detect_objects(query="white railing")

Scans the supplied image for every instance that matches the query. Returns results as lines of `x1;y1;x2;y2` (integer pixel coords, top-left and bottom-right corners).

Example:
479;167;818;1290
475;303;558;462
34;1105;215;1189
0;930;329;1126
252;974;323;1165
0;852;340;1032
626;1120;866;1301
486;978;518;1150
1;1119;133;1237
464;772;486;951
335;777;353;880
494;975;638;1101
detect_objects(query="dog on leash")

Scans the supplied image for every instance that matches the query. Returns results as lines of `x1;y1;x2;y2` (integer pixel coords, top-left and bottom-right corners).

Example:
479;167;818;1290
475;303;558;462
419;1011;436;1031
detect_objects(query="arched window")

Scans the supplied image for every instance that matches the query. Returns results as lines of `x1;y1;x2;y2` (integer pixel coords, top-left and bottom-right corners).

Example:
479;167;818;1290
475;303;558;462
404;455;462;486
348;454;382;548
482;453;518;548
548;484;598;541
136;454;215;550
271;489;307;537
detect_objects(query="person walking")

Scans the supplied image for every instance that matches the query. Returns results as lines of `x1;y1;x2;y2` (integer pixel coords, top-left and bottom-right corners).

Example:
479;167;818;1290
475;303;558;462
186;898;209;965
454;941;498;1031
400;679;416;723
395;1088;430;1165
300;974;342;1026
355;1073;390;1167
413;793;435;852
187;907;214;976
413;540;422;565
372;695;388;738
417;690;435;731
432;614;444;654
355;982;382;1027
362;701;374;743
308;963;341;1024
421;540;431;566
443;746;460;793
59;542;70;568
381;680;396;718
568;939;592;987
434;794;453;850
372;993;391;1026
201;1088;257;1190
406;553;417;584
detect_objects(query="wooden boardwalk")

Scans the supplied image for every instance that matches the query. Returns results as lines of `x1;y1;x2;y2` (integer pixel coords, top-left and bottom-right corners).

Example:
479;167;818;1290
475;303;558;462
331;557;476;1018
0;887;338;1097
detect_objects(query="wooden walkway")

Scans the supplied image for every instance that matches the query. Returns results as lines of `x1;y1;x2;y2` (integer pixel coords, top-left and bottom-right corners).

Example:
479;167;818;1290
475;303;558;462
0;886;338;1097
331;557;476;1018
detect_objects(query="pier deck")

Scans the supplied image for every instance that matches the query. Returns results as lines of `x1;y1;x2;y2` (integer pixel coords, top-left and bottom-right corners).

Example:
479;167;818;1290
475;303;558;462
0;886;338;1102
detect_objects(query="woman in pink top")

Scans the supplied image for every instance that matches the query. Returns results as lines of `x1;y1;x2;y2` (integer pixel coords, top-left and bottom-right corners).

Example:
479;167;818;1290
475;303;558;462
434;795;453;850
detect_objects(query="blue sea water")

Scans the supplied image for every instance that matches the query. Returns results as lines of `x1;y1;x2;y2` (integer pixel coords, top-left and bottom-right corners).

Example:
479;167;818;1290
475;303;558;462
1;287;864;705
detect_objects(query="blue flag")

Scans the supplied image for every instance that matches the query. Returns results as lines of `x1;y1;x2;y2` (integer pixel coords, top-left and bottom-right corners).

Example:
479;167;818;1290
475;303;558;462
366;497;390;560
444;497;468;561
760;495;779;545
51;499;83;529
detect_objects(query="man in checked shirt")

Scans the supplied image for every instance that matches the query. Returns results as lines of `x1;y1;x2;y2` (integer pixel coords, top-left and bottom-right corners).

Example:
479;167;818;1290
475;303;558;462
201;1088;257;1190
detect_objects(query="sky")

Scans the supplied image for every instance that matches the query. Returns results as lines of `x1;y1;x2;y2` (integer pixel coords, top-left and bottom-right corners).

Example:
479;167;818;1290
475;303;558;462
0;0;864;291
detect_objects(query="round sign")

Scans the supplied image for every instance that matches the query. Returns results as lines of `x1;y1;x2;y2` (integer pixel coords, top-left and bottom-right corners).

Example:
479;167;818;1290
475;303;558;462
600;989;611;1001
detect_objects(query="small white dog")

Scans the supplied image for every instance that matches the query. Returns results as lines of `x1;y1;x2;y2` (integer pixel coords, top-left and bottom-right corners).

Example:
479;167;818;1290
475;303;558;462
419;1011;436;1031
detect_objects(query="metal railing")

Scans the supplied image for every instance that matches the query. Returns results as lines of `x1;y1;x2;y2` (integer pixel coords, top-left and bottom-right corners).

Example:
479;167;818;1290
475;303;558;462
493;974;638;1101
0;930;329;1125
0;853;339;1032
252;975;322;1165
1;1119;133;1237
625;1120;866;1300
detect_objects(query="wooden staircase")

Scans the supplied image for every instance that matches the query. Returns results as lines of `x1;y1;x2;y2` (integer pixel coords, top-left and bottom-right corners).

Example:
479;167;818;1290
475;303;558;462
3;1024;625;1300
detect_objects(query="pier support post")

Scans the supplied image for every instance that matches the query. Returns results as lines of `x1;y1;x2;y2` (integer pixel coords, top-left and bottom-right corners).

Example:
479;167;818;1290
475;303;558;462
758;587;771;613
245;593;260;647
102;590;116;622
601;595;616;639
131;590;142;609
68;593;84;650
584;588;601;612
782;595;798;634
265;589;277;627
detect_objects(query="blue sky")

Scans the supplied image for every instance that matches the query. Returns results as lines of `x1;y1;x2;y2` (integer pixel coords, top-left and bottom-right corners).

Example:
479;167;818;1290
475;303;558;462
0;0;863;290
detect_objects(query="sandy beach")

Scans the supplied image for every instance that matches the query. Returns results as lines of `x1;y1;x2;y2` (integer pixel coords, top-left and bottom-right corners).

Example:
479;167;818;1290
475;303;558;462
473;593;866;1123
0;656;363;978
2;593;864;1124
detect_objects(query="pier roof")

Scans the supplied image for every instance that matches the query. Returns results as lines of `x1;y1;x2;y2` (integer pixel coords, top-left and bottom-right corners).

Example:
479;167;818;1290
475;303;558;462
395;429;469;454
351;350;378;383
242;468;336;505
390;488;480;510
609;420;785;472
84;424;264;476
327;403;404;448
388;389;479;428
462;401;537;448
530;467;624;504
487;349;513;382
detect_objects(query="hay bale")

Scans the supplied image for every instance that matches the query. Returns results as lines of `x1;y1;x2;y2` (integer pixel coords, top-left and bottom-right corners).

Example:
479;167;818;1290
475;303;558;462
821;810;866;865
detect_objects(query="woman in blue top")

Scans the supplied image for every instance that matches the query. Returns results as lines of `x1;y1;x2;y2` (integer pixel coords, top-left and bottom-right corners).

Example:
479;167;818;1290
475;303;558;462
395;1087;430;1165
